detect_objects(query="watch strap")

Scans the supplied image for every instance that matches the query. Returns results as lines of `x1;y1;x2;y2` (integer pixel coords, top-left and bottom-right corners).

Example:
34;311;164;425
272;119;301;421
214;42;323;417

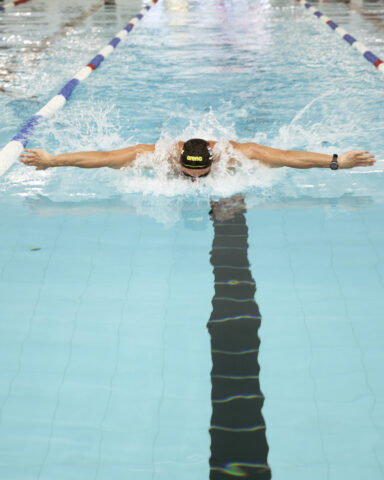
330;153;339;170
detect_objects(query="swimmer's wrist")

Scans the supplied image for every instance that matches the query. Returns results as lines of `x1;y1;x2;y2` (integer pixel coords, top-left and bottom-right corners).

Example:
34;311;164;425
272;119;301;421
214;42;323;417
338;152;349;169
37;151;55;169
50;154;75;167
49;154;58;167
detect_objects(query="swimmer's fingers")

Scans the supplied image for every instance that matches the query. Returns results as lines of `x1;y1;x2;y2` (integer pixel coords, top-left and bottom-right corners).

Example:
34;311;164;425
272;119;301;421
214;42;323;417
19;153;35;161
19;157;37;166
355;151;376;166
20;148;48;158
356;151;375;159
19;149;39;164
19;158;47;170
19;149;51;169
356;159;376;167
20;149;40;158
340;150;376;169
22;148;38;154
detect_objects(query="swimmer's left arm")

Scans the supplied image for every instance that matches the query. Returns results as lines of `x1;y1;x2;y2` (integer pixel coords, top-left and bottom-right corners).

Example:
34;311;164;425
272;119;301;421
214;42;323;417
231;142;376;169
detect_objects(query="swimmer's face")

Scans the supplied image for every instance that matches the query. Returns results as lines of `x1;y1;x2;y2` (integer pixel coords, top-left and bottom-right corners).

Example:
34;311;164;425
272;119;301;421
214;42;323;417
180;139;212;181
181;165;211;181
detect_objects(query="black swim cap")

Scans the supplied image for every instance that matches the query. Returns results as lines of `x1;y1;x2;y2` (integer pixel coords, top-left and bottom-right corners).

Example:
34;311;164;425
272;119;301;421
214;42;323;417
181;138;212;170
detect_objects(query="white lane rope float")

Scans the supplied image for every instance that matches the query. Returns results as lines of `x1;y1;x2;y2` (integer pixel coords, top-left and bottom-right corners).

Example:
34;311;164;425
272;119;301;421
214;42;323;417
0;0;32;11
0;0;159;177
297;1;384;75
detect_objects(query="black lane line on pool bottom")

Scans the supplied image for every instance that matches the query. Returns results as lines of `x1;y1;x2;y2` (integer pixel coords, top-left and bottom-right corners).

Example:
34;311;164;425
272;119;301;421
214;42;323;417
208;195;271;479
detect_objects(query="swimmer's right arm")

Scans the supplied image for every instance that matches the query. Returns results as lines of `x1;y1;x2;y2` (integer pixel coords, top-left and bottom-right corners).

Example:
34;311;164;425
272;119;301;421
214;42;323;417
19;144;156;170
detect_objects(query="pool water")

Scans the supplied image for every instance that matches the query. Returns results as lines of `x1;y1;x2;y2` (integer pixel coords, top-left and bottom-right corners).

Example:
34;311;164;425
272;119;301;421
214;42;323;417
0;0;384;479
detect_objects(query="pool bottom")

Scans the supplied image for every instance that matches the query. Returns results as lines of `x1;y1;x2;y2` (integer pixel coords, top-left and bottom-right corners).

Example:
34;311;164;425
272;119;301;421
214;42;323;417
0;193;383;479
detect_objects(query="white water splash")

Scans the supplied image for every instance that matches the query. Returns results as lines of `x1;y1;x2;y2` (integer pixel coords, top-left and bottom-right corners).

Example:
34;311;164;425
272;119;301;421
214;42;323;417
1;103;382;217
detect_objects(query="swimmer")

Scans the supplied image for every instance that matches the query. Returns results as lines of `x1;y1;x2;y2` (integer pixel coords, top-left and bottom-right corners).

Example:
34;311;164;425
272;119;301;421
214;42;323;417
19;138;376;179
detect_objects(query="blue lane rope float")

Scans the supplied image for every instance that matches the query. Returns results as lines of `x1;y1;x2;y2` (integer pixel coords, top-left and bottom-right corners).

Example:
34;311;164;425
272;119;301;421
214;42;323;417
0;0;32;12
297;1;384;75
0;0;159;177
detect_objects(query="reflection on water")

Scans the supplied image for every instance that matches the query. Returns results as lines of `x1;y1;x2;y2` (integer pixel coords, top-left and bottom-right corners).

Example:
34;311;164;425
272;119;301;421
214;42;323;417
165;0;188;26
347;0;384;31
208;195;270;479
19;192;375;227
0;1;105;97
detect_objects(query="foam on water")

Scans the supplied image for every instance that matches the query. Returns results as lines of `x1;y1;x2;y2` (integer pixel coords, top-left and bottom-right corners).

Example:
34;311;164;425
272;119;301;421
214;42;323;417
1;53;383;229
2;101;382;203
0;106;286;200
1;0;383;218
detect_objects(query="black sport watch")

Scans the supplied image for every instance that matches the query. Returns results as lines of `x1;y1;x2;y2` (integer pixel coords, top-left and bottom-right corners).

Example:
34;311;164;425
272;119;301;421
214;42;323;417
330;154;339;170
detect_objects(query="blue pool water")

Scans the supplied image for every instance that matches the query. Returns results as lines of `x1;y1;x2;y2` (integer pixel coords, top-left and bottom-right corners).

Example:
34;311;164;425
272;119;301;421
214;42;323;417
1;0;384;478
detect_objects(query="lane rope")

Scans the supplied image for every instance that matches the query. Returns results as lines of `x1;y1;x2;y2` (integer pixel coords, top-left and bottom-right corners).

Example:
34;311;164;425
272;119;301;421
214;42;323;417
0;0;32;12
0;0;159;177
297;1;384;75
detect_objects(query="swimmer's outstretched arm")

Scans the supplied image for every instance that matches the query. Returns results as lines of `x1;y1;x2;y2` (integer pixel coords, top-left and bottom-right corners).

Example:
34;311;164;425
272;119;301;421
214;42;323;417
19;144;156;170
231;141;375;169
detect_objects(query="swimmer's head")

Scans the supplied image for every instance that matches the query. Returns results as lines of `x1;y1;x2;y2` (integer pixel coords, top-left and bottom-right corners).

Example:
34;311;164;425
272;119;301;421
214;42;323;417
181;138;212;179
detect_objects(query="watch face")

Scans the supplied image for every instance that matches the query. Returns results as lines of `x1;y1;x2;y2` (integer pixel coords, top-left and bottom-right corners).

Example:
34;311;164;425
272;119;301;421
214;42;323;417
330;161;338;170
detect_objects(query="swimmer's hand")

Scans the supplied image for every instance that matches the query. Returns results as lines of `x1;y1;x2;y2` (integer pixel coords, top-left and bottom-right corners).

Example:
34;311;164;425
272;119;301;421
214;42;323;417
19;149;54;170
339;151;376;169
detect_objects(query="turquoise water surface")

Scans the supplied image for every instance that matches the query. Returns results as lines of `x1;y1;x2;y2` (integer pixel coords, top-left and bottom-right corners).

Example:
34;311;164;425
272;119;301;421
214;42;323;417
1;0;384;478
